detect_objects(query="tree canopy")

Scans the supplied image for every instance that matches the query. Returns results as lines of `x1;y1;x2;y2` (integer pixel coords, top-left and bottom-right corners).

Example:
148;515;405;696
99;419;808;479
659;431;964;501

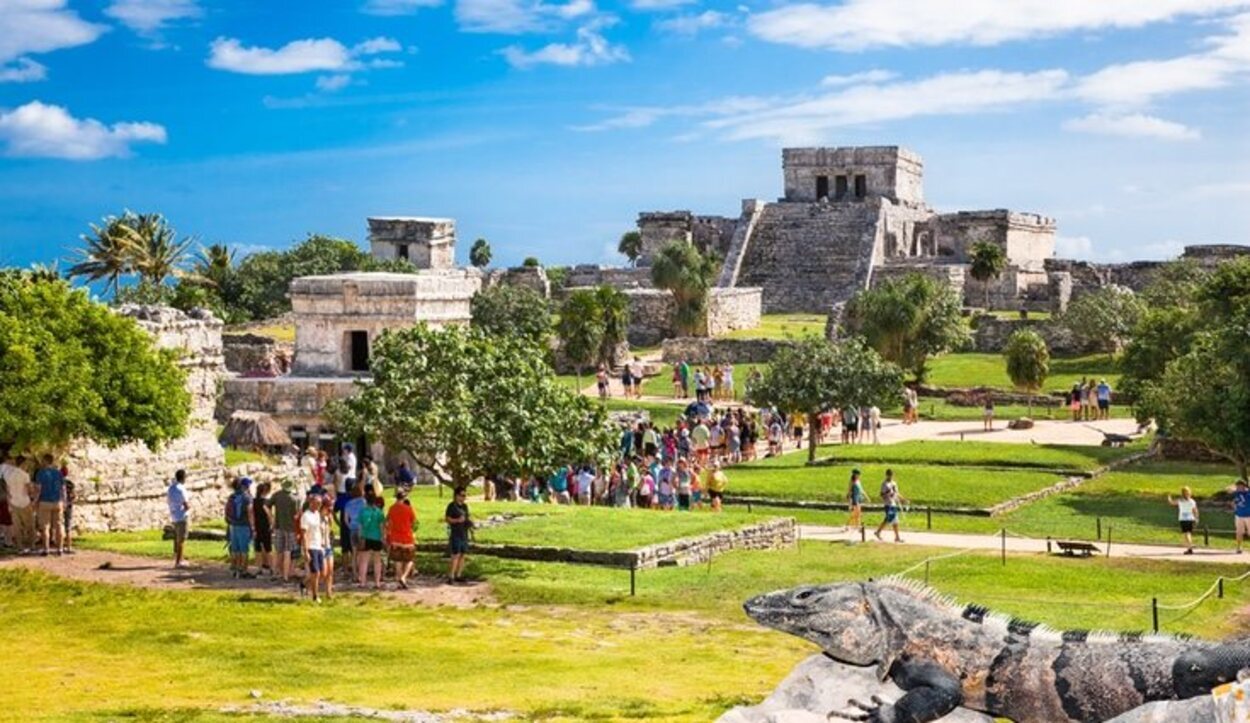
556;289;605;382
469;238;492;268
843;273;969;382
68;211;193;292
1003;329;1050;415
618;231;643;266
470;284;553;344
650;241;719;337
329;324;615;487
746;337;902;463
967;240;1007;309
0;272;190;454
1059;286;1145;355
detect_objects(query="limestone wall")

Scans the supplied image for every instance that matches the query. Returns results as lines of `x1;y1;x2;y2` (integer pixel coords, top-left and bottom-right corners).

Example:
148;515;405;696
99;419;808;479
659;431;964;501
970;315;1091;355
706;287;763;337
484;266;551;298
928;210;1055;271
783;146;924;206
67;306;229;532
692;214;738;258
222;333;293;374
367;217;456;269
637;211;693;266
563;265;653;289
585;287;763;347
661;337;793;364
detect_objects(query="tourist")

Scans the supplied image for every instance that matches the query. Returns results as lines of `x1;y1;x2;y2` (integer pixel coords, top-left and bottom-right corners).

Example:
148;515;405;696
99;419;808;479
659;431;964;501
727;416;742;464
0;467;9;551
385;488;417;589
982;394;995;432
549;466;571;505
61;462;75;553
576;466;595;506
768;415;784;456
299;493;326;603
703;459;728;512
362;456;383;498
712;365;724;401
1231;479;1250;554
902;385;916;425
638;467;655;510
857;406;872;444
722;363;735;401
874;469;907;543
394;461;416;491
34;455;65;556
629;356;645;398
167;469;191;568
356;496;386;589
318;488;336;598
1079;379;1092;421
708;422;723;464
679;359;691;398
1096;379;1113;420
314;450;328;486
445;486;472;584
225;477;255;577
343;485;367;570
867;405;881;444
4;456;34;553
253;482;274;576
270;480;299;582
692;419;711;465
342;443;359;485
846;469;869;531
675;458;693;511
642;423;659;459
657;458;676;510
841;406;859;445
597;364;611;400
1167;487;1199;555
1069;384;1082;422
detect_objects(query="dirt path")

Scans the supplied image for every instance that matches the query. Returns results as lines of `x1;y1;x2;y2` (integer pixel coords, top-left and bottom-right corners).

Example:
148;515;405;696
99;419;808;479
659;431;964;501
0;549;495;607
800;525;1250;566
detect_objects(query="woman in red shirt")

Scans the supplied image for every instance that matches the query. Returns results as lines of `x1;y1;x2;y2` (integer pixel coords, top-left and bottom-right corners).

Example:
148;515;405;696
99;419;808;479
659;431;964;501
385;489;418;589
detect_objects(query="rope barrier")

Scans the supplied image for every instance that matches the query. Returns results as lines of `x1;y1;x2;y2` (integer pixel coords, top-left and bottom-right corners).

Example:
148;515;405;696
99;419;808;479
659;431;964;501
1155;569;1250;611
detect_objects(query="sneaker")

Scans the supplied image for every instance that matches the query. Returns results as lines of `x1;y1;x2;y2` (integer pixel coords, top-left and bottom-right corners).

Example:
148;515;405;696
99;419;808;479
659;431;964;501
1184;548;1194;555
398;580;409;590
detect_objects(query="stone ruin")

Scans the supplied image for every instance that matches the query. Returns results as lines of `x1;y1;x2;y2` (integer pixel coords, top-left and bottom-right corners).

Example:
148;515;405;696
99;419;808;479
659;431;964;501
67;306;230;532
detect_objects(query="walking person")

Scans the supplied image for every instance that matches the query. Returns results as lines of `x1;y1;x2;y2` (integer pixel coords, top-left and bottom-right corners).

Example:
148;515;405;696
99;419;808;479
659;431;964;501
253;482;274;576
629;356;645;399
270;480;299;582
299;494;327;603
1232;479;1250;554
598;364;611;399
319;490;336;599
356;496;386;589
846;469;869;531
445;487;473;584
1;456;32;554
385;488;417;588
874;469;907;543
982;394;995;432
1069;384;1082;422
167;469;191;568
61;463;75;553
675;458;693;511
224;478;255;578
1168;487;1200;555
34;455;66;556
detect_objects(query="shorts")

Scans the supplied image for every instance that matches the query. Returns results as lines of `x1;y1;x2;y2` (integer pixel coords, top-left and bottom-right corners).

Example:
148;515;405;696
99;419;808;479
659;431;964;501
1238;517;1250;537
363;538;383;552
845;422;858;433
677;493;691;510
1070;402;1081;412
1098;399;1110;410
983;409;994;419
0;500;9;526
883;506;899;524
307;548;325;574
708;490;724;502
227;524;252;555
37;502;63;529
1180;520;1195;533
659;493;675;507
254;529;273;553
389;544;414;563
693;491;703;504
172;520;189;544
621;373;633;386
324;546;334;560
449;536;469;555
274;529;297;555
637;494;652;509
644;443;658;457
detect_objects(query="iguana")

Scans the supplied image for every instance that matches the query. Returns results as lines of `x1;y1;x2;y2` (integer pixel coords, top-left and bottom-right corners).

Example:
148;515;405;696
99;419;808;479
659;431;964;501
744;578;1250;723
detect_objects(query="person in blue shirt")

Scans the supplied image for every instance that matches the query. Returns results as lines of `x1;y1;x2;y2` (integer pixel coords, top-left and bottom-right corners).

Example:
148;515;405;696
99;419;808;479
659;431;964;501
1095;379;1113;420
1232;479;1250;554
34;455;65;556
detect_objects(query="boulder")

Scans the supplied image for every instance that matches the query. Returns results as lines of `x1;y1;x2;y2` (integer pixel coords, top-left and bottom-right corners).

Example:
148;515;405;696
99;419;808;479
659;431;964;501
1007;417;1035;430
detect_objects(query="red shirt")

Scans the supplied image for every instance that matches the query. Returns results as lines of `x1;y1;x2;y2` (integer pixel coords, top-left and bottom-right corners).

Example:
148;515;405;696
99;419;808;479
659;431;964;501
385;501;416;545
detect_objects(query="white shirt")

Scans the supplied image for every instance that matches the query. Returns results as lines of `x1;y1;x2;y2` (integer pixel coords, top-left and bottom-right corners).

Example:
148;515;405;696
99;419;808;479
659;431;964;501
301;510;325;549
1;464;31;508
1177;498;1198;522
344;452;358;477
167;482;190;523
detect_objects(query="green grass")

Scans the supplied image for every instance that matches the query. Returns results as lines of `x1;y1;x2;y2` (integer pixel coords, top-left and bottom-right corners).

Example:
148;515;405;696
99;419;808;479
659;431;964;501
640;362;768;400
886;398;1136;421
804;439;1148;472
599;396;694;423
718;313;827;341
925;352;1121;394
225;322;296;344
223;448;271;467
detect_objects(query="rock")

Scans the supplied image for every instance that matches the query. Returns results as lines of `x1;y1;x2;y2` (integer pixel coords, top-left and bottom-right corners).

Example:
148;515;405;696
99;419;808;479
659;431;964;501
1007;417;1035;430
1107;697;1215;722
718;655;991;723
249;689;263;699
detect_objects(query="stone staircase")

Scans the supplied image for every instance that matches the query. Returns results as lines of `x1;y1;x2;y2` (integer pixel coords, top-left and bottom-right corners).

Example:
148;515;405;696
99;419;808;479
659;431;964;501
736;201;882;313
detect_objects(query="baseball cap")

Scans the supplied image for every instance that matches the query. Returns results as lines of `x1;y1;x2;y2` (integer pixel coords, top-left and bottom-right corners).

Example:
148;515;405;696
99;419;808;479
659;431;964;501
1237;479;1249;488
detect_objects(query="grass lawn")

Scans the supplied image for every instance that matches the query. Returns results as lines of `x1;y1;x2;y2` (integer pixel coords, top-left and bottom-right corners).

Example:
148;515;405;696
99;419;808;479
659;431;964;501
718;313;827;341
804;438;1148;472
225;322;296;344
640;362;768;399
925;352;1121;395
600;396;696;424
223;448;272;467
886;398;1136;421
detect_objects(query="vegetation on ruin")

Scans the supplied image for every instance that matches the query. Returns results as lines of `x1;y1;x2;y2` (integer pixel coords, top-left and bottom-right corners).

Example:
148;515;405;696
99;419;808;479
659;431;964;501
469;283;553;344
0;271;190;454
1059;285;1146;356
469;237;492;267
1003;329;1050;415
618;229;643;266
967;239;1007;309
329;324;615;488
745;337;903;463
556;285;631;384
843;273;969;382
650;240;720;336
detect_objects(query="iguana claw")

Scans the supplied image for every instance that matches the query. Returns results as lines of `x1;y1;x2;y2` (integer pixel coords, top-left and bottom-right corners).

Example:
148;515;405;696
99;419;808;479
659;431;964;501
827;697;883;722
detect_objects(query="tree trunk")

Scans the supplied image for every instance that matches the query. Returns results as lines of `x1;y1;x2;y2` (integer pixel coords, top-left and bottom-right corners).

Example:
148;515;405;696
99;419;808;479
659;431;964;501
984;283;991;311
1237;457;1248;483
808;412;820;464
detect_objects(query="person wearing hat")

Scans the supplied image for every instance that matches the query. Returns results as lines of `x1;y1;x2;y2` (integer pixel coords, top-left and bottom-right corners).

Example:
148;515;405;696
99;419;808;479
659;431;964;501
846;469;869;531
269;479;300;582
1232;479;1250;554
702;458;728;512
224;477;255;578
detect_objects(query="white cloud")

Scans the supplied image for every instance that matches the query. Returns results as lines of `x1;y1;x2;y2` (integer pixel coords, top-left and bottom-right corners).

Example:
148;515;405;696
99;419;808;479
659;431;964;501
1075;55;1234;106
631;0;694;8
207;36;405;78
0;0;106;65
1063;112;1201;140
316;74;352;92
1191;180;1250;197
0;101;166;160
455;0;596;33
361;0;443;15
657;11;729;34
0;58;48;83
105;0;200;35
1054;235;1094;257
820;69;896;86
354;37;403;55
501;22;629;67
748;0;1250;50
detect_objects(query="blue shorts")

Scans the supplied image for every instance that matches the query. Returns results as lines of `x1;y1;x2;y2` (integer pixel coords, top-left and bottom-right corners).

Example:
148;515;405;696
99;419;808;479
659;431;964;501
883;506;899;524
307;548;325;574
323;546;334;560
450;536;469;555
228;524;252;555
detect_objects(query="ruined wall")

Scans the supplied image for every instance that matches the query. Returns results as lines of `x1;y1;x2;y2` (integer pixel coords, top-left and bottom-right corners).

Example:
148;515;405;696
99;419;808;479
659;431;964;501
970;316;1092;355
693;215;738;258
661;337;793;364
583;287;763;347
782;146;924;205
484;265;551;298
222;333;293;374
637;211;693;266
706;287;763;337
928;210;1055;271
367;217;456;269
871;261;966;297
67;306;228;532
1044;259;1164;300
563;265;653;289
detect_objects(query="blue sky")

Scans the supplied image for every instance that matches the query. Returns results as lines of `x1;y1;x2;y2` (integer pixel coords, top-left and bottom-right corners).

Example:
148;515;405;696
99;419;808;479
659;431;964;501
1;0;1248;271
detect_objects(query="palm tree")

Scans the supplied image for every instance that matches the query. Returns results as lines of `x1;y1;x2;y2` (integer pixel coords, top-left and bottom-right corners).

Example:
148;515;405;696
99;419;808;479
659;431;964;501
124;212;193;286
595;285;630;366
67;215;139;294
650;241;719;336
968;240;1007;310
192;243;236;288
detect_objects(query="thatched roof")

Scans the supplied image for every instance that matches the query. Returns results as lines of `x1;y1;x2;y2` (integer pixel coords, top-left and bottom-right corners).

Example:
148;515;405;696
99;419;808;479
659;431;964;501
219;411;291;449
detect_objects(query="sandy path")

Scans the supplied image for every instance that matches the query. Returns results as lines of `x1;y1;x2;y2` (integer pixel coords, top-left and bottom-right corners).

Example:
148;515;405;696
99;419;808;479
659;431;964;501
0;548;494;607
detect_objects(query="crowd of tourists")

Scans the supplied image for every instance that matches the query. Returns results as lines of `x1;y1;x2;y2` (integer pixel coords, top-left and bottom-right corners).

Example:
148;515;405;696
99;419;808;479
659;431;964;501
0;454;74;556
1067;377;1114;421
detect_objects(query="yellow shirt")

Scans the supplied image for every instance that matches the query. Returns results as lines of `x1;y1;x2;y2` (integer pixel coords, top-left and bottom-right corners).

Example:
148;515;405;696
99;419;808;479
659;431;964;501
703;469;728;493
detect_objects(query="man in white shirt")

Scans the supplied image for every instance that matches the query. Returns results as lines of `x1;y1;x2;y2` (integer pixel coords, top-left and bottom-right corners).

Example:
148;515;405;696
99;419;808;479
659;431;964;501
300;495;327;603
1;456;34;553
167;469;191;568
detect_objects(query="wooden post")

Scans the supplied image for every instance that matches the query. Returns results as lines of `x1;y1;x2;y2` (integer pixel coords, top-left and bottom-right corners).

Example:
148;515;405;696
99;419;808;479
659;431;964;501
1219;578;1225;599
1106;526;1112;558
1001;528;1007;566
926;506;932;530
1152;597;1159;633
1096;516;1102;540
1046;537;1052;554
630;564;636;597
1203;526;1210;547
860;525;866;543
925;560;931;585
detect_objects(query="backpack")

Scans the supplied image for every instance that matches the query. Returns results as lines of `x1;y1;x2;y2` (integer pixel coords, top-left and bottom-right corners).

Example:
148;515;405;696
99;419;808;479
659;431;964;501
225;492;249;526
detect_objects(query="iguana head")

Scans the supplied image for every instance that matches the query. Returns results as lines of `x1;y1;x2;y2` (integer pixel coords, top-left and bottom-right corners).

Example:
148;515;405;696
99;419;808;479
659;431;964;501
744;582;894;671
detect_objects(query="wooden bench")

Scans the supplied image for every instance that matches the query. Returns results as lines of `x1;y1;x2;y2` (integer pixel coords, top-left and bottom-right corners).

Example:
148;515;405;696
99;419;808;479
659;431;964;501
1053;540;1100;557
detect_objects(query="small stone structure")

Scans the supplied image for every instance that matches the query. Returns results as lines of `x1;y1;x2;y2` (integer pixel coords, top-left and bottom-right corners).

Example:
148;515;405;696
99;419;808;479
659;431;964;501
367;216;455;269
970;315;1089;354
570;286;762;347
68;306;229;532
222;332;292;374
661;337;794;364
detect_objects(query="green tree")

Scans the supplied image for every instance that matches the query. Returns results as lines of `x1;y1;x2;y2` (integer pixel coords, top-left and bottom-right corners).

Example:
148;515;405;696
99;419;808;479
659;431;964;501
67;214;138;294
123;213;193;286
746;337;902;463
192;243;236;290
0;271;190;454
844;273;969;382
650;241;719;337
618;231;643;266
329;324;614;489
967;240;1007;309
1119;260;1208;420
556;289;605;387
522;256;540;267
470;284;553;344
1003;329;1050;416
1060;286;1145;356
595;285;630;366
470;238;492;268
